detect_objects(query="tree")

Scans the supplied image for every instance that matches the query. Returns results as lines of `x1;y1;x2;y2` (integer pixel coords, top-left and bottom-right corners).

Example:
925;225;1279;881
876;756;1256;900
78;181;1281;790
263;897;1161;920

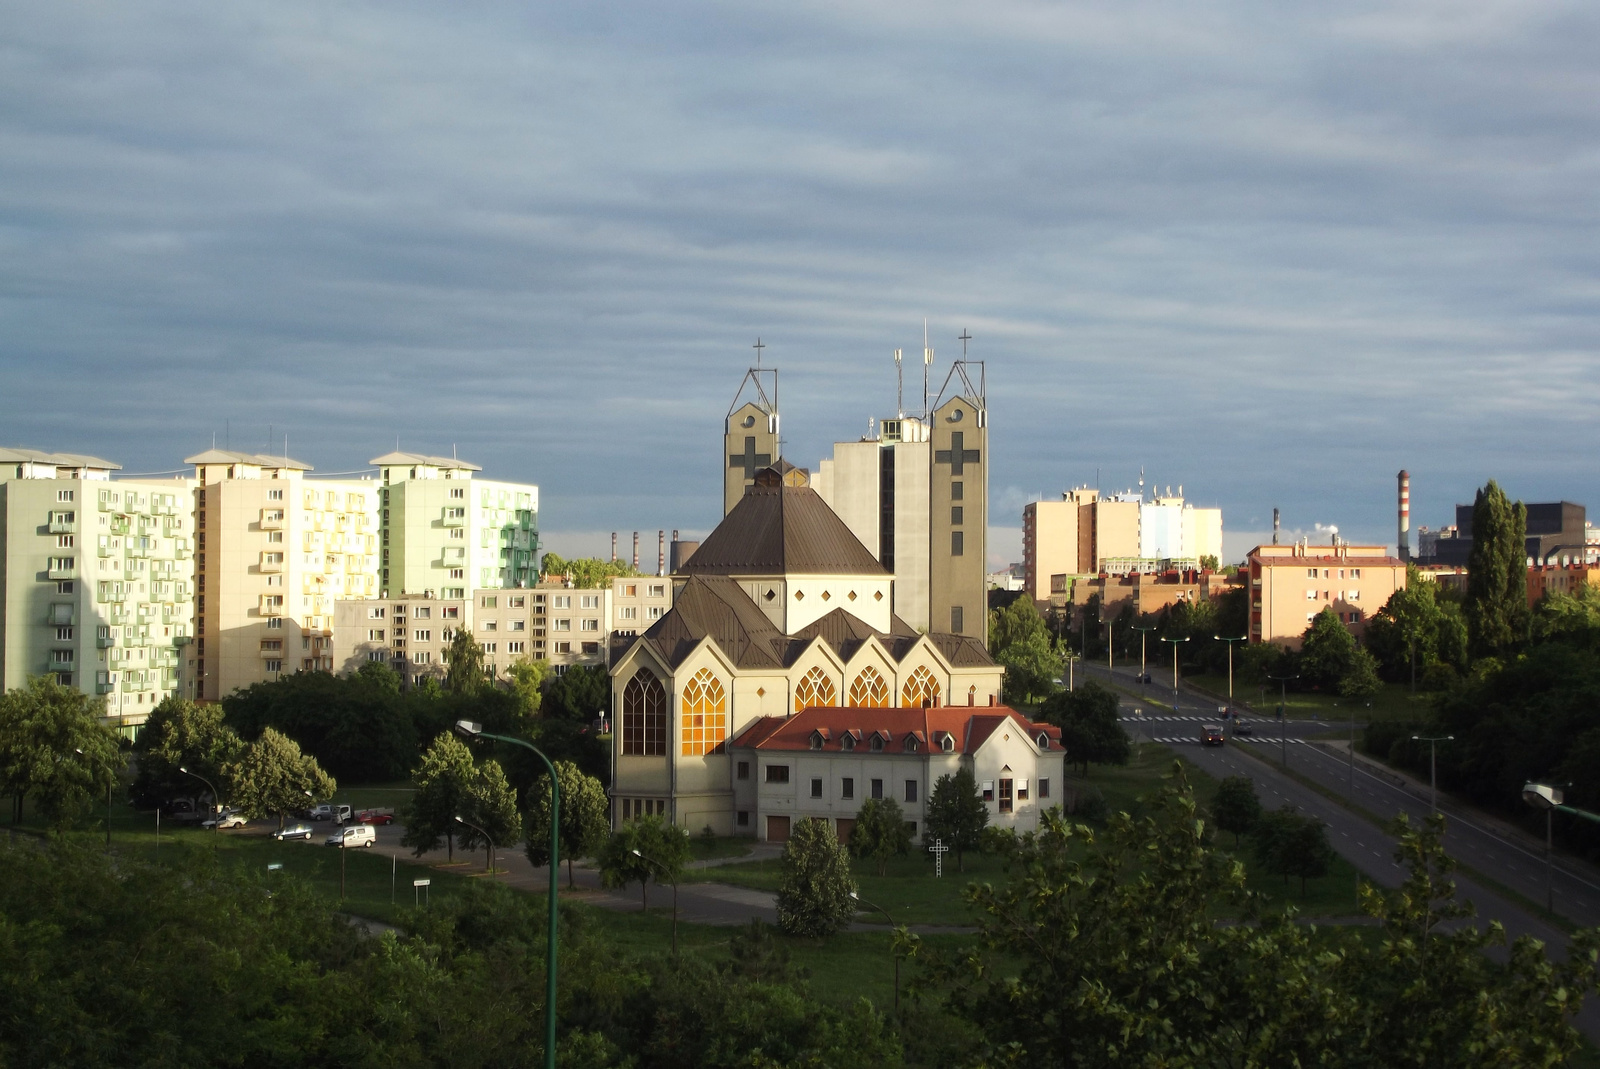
598;814;690;909
1466;479;1529;658
354;659;402;694
543;664;610;724
923;767;989;872
725;918;801;983
776;817;857;938
0;676;122;830
401;733;477;861
1253;806;1336;893
1211;775;1261;846
849;797;913;876
539;553;640;588
454;758;521;871
227;728;336;829
1298;607;1356;690
131;697;244;809
1040;680;1129;775
996;629;1063;706
444;629;486;694
1338;647;1381;702
222;670;417;784
523;760;610;887
505;657;551;719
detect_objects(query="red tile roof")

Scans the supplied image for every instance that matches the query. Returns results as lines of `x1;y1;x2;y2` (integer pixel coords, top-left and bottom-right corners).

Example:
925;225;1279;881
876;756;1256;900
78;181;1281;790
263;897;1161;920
730;705;1060;755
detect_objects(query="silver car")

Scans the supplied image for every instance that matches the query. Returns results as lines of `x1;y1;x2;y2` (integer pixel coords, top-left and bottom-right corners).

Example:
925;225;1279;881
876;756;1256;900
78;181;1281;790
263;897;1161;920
273;823;314;841
203;809;247;829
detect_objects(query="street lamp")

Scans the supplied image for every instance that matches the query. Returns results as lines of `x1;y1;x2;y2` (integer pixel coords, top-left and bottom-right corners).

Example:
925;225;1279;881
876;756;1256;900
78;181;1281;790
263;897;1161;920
456;719;560;1069
455;815;495;875
1213;635;1246;707
1266;674;1299;767
178;766;220;833
631;848;679;957
1160;635;1190;692
1411;734;1454;814
850;891;900;1016
1522;782;1562;914
1132;624;1157;696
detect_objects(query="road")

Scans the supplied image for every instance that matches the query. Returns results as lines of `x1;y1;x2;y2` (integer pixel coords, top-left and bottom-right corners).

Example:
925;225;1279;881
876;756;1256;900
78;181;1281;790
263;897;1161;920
1080;660;1600;1042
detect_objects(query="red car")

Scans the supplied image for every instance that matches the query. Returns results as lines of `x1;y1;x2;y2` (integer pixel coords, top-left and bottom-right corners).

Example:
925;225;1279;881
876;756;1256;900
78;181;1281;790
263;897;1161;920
356;810;395;826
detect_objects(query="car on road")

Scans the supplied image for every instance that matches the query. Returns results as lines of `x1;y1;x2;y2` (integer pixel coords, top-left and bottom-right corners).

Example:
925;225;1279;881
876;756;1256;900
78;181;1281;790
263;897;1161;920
273;823;314;841
203;809;248;829
356;809;394;825
1200;724;1226;747
326;824;376;848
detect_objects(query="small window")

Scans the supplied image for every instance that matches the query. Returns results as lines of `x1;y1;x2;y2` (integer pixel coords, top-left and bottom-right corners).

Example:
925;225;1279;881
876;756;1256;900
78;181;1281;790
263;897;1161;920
1039;778;1051;799
1037;733;1050;749
737;810;750;827
737;761;750;780
950;481;963;501
841;777;854;800
982;781;994;802
941;735;955;753
841;734;855;752
870;778;884;800
951;531;964;556
904;780;918;803
905;735;919;753
951;605;964;633
765;764;790;784
951;506;963;525
810;777;823;799
809;732;823;751
999;778;1013;814
870;734;884;753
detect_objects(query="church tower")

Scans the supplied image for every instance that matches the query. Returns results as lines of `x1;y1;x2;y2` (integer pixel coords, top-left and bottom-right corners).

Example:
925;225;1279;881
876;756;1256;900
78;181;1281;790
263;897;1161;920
928;360;987;640
723;351;780;515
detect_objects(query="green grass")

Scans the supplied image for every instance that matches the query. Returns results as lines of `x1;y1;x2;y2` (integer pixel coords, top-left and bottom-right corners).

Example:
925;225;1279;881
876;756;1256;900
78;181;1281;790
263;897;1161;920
686;834;754;862
330;781;416;812
1187;674;1433;724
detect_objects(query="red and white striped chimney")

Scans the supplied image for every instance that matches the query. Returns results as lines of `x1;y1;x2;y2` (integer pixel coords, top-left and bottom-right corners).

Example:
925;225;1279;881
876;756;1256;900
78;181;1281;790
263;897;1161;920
1397;470;1411;562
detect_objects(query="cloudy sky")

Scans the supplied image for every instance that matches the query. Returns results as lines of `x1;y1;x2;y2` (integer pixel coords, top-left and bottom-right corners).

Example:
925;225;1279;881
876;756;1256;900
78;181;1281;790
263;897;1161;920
4;1;1598;566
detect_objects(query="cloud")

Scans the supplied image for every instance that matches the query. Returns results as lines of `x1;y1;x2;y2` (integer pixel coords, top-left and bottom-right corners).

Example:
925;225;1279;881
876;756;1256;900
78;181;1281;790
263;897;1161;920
2;0;1598;550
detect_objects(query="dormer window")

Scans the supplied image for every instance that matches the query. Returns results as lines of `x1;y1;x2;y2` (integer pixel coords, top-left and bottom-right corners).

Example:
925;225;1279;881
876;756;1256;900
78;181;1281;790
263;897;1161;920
940;734;955;753
1037;732;1051;750
870;733;885;753
904;735;919;753
841;734;856;752
809;730;826;751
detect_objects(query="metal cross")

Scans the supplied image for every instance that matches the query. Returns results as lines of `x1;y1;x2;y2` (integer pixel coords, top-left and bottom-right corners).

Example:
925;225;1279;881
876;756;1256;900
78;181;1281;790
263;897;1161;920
934;431;981;475
729;436;771;478
752;337;764;366
928;837;949;878
958;329;972;357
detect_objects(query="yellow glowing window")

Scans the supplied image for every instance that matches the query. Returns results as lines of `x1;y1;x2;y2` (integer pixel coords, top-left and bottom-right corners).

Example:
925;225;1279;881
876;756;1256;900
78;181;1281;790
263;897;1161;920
848;666;891;707
901;665;941;708
681;668;727;756
794;666;837;712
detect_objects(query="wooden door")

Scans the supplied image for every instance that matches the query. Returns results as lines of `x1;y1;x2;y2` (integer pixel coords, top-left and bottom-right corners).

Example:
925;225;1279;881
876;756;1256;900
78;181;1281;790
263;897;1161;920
766;815;791;843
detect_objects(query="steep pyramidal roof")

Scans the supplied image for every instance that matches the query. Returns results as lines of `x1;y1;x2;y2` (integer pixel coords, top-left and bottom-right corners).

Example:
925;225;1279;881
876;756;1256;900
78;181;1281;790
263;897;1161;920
682;478;887;577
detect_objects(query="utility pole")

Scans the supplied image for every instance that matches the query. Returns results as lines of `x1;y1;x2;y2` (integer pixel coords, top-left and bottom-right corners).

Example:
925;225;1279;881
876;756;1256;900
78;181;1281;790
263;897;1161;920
1412;734;1454;813
1268;674;1299;767
1213;635;1246;707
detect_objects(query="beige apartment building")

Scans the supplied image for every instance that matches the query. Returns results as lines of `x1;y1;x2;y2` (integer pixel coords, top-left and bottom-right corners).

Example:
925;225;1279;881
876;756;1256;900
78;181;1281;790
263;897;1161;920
1246;543;1407;647
188;450;380;700
330;592;464;687
1;449;195;734
372;453;538;598
1023;487;1224;601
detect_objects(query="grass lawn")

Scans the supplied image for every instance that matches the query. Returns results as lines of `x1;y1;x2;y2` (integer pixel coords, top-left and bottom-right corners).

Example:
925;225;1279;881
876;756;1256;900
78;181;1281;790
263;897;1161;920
330;781;417;813
1186;673;1434;724
687;834;754;862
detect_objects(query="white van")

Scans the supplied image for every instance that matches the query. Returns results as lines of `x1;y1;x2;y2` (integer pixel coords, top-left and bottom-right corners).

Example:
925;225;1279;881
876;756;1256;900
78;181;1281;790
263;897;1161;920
325;824;376;848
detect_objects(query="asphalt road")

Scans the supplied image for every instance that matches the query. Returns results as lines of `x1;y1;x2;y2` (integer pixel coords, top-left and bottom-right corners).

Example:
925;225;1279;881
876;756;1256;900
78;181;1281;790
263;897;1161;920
1082;661;1600;1042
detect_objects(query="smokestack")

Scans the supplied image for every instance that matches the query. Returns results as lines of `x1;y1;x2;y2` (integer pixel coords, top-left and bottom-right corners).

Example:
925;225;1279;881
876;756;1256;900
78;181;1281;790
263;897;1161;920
658;530;665;576
1398;470;1411;563
611;531;617;562
1272;508;1280;545
632;531;639;569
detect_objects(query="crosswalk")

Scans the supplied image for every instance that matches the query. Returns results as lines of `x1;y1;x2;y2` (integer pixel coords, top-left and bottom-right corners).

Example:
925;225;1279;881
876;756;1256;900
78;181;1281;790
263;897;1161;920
1119;714;1271;725
1139;736;1310;746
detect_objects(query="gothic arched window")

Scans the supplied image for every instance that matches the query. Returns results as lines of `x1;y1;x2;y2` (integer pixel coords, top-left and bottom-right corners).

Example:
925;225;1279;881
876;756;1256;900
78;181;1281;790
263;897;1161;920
848;666;890;707
622;670;666;756
681;668;727;756
794;666;837;712
901;665;941;708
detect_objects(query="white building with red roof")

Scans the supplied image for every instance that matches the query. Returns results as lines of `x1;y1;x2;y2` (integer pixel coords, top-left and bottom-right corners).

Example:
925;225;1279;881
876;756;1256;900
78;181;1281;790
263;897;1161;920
730;704;1064;843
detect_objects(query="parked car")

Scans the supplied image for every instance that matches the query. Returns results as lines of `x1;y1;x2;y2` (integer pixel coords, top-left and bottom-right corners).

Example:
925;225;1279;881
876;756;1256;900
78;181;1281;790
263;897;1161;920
273;823;314;841
1200;724;1226;747
203;809;248;829
326;824;376;848
309;804;353;824
356;809;394;826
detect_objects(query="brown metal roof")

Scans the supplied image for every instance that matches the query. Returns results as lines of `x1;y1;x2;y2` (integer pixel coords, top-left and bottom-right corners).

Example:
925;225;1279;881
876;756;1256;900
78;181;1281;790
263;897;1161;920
681;481;888;577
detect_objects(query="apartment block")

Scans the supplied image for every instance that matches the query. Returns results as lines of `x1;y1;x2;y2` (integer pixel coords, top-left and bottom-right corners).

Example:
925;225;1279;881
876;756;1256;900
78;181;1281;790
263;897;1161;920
1246;543;1406;647
372;453;538;598
1023;486;1224;600
188;450;380;700
331;592;463;687
1;449;195;734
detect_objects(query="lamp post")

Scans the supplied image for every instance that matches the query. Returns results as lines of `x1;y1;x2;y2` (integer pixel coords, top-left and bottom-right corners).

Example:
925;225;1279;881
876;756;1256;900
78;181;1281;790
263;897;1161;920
1411;734;1453;814
1132;624;1156;697
456;719;560;1069
178;766;220;833
1523;782;1561;914
631;848;679;957
850;892;900;1016
455;815;494;875
1266;674;1298;767
1161;635;1190;693
1213;635;1246;707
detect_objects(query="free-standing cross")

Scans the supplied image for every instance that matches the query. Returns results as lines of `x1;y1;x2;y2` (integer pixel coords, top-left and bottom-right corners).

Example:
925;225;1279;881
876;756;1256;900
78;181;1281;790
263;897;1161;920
928;837;950;878
729;436;772;479
934;431;981;476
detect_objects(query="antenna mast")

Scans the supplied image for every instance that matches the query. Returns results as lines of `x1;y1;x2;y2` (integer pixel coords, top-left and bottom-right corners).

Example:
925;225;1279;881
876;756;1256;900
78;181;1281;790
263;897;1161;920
922;319;932;420
894;349;904;418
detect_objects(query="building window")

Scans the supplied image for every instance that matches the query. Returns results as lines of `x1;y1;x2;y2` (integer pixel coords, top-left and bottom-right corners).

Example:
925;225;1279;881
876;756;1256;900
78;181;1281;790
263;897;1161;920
737;810;749;827
510;620;525;631
951;531;964;556
736;761;750;780
649;584;665;597
905;780;918;803
581;594;601;609
681;668;727;756
951;606;964;633
901;665;941;707
810;777;823;799
870;778;884;800
951;506;963;525
482;643;496;654
368;629;385;642
848;666;890;707
619;606;638;620
648;606;664;620
413;651;431;664
1039;778;1050;799
794;665;837;712
482;620;497;631
57;489;74;503
581;619;599;632
1017;779;1029;801
368;607;385;619
55;627;74;642
982;780;994;802
264;659;282;673
621;670;667;756
841;777;854;799
765;764;790;784
554;619;571;631
999;779;1013;814
554;641;571;654
950;481;962;501
553;596;570;609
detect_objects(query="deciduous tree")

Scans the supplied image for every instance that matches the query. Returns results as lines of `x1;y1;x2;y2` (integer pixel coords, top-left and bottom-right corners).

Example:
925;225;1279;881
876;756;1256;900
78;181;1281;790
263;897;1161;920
543;664;610;724
1298;607;1356;690
523;760;610;887
923;767;989;872
505;657;551;719
0;676;122;830
776;817;857;938
444;629;486;694
1253;805;1335;893
597;814;690;909
227;728;336;829
401;733;477;861
1211;774;1261;846
454;757;521;871
131;697;244;809
849;796;913;876
1040;680;1129;775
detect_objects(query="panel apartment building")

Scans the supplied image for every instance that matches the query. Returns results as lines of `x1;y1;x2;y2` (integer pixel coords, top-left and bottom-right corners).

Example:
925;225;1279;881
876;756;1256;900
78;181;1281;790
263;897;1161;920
1022;487;1224;602
1;449;195;734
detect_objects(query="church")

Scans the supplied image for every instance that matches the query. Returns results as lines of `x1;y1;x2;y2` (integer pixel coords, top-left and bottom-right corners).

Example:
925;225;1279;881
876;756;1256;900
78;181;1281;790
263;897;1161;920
608;357;1063;839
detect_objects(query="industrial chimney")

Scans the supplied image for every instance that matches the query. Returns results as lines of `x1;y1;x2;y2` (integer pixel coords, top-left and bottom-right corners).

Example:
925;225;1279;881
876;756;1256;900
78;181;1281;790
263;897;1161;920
632;531;639;569
658;530;665;576
611;531;617;562
1272;508;1280;545
1397;470;1411;563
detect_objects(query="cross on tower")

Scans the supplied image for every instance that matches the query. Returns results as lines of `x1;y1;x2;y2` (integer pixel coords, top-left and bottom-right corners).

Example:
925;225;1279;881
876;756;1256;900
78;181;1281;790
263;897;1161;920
927;837;950;878
729;436;772;479
958;329;972;357
934;431;981;475
752;337;765;366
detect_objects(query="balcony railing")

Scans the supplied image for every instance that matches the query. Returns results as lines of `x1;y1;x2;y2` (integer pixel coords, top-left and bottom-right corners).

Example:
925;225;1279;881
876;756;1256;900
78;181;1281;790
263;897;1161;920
259;554;283;573
48;518;76;534
260;509;285;530
47;565;77;581
259;597;285;616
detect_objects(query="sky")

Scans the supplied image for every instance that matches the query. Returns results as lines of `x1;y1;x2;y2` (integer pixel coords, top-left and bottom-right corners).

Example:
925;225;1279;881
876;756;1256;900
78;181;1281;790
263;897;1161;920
4;1;1599;569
